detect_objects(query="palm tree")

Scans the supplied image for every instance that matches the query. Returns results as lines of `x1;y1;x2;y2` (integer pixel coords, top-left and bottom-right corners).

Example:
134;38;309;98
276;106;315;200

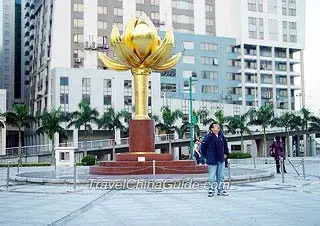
37;109;67;167
310;116;320;133
272;112;298;157
2;104;35;166
99;107;131;137
248;106;274;156
67;100;99;156
300;108;313;156
202;109;227;131
155;106;183;137
225;114;251;152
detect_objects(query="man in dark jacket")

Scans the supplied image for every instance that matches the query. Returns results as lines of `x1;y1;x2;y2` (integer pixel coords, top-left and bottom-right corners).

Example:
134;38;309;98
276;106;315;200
201;123;229;197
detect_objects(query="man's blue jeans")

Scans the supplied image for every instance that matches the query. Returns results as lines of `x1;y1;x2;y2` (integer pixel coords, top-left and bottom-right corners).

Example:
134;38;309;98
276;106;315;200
208;161;225;193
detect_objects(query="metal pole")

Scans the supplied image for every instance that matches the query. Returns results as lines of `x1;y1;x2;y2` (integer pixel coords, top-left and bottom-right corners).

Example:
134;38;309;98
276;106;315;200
302;157;305;179
227;159;231;186
253;156;256;169
152;160;156;181
6;161;10;190
280;158;285;183
112;139;116;161
73;163;77;190
189;76;194;159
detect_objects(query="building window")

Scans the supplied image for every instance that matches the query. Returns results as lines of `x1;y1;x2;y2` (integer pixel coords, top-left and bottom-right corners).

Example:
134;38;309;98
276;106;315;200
200;42;218;51
201;71;218;79
73;3;84;12
73;34;84;43
201;57;218;65
103;79;112;109
182;41;194;50
201;85;219;94
73;19;84;28
172;15;194;24
182;55;195;64
151;0;160;5
205;4;214;12
290;35;297;43
136;0;145;4
97;6;107;15
124;80;132;112
73;49;84;58
226;45;233;53
82;78;91;104
60;77;69;86
114;8;123;16
268;0;277;13
150;12;160;20
227;73;241;81
160;69;176;77
97;21;108;30
172;0;194;10
60;94;69;104
161;83;176;92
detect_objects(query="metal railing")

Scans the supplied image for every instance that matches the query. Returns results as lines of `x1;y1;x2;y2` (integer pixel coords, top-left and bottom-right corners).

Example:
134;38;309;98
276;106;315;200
4;128;304;157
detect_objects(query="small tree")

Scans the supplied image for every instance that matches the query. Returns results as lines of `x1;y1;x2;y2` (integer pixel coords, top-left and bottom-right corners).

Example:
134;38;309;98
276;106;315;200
225;114;251;152
37;109;67;167
248;106;274;156
2;104;35;166
155;106;183;137
99;107;131;138
202;109;227;132
68;100;99;156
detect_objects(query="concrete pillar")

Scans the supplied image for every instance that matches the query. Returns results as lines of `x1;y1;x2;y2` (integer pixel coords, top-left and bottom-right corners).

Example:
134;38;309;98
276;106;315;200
73;129;79;148
173;132;179;160
288;136;293;157
54;133;59;147
0;125;6;155
115;128;121;145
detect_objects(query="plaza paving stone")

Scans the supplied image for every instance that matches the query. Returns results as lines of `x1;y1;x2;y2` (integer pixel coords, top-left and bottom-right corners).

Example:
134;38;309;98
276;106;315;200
0;159;319;226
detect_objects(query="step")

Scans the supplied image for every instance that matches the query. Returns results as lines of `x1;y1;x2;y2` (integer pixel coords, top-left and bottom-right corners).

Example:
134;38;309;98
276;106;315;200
99;160;197;167
115;153;174;161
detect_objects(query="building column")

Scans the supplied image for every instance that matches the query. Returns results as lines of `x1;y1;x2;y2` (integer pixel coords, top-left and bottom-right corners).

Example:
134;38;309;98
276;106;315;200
300;50;306;107
271;46;277;108
286;48;291;110
256;45;261;108
73;129;78;149
240;43;246;106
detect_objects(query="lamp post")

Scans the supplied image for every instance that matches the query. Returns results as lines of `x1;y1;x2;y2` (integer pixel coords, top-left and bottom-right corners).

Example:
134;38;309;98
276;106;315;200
189;72;198;159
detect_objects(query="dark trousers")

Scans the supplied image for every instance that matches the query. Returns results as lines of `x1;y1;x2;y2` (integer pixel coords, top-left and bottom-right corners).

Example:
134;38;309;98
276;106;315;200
275;158;287;173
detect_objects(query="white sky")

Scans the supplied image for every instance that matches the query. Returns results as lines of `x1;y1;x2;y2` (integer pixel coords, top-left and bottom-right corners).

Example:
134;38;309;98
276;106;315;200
305;0;320;115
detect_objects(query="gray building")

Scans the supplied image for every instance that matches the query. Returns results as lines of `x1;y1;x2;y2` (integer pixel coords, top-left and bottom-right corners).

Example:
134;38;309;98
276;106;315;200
0;0;23;109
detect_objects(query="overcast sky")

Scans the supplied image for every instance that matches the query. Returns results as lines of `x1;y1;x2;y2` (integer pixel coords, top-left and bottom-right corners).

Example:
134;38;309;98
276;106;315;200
304;0;320;115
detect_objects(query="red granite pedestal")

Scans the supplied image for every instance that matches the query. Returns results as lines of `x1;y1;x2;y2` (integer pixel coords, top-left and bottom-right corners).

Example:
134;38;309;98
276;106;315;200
89;119;208;175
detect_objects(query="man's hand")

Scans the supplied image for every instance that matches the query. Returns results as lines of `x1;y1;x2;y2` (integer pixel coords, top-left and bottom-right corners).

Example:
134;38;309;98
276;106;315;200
224;154;227;159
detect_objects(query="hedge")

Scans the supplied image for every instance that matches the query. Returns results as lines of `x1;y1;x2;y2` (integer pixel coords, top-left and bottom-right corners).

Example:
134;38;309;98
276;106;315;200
0;162;51;167
228;152;252;159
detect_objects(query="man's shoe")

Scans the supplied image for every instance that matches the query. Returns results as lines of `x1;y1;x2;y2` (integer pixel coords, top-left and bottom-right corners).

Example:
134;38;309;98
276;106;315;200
217;190;229;196
208;192;214;197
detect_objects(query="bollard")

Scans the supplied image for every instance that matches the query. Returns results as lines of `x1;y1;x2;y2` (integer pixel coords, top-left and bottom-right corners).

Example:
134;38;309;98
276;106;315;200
280;158;285;183
112;140;116;161
227;159;231;186
152;160;156;181
6;161;10;190
17;162;19;174
253;157;256;169
302;157;306;179
73;163;77;190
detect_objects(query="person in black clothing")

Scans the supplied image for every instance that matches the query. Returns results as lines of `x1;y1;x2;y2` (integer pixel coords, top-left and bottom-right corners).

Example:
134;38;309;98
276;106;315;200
193;139;205;165
201;123;229;197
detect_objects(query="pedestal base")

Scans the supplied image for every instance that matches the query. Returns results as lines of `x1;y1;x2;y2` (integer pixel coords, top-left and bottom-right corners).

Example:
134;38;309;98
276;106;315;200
129;120;155;152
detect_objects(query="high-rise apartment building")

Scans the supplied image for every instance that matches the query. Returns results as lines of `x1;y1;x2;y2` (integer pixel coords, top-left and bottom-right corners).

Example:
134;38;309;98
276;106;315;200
215;0;305;110
21;0;305;146
0;0;23;109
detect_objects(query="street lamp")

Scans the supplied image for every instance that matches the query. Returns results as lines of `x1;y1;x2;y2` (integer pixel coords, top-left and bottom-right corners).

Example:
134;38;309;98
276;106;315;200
188;72;198;159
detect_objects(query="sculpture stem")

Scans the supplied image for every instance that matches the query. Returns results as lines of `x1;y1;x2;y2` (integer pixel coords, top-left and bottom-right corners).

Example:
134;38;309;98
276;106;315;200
132;68;151;120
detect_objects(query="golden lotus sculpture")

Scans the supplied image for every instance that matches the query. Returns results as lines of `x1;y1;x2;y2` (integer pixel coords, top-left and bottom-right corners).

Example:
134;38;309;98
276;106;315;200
99;13;181;120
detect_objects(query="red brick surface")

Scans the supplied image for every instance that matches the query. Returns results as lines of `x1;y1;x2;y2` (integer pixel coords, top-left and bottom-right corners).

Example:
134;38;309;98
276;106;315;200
129;120;155;152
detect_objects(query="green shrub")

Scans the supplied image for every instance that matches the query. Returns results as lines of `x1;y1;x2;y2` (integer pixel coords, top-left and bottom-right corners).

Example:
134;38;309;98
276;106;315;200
0;162;51;167
228;152;252;159
81;155;96;166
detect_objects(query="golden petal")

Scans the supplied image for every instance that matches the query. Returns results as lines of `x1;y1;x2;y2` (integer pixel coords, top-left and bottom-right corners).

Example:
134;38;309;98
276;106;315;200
123;17;137;51
113;43;141;67
143;43;173;68
98;52;130;71
161;28;174;45
151;53;181;71
110;26;122;48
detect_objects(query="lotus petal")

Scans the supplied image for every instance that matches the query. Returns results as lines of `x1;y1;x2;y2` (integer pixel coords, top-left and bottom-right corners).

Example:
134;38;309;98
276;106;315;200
98;52;130;71
110;26;122;48
143;43;173;68
123;17;137;51
151;53;181;71
113;42;141;67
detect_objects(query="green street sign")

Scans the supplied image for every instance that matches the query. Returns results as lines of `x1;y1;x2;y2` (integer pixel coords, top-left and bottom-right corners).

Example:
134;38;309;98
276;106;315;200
191;115;197;124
